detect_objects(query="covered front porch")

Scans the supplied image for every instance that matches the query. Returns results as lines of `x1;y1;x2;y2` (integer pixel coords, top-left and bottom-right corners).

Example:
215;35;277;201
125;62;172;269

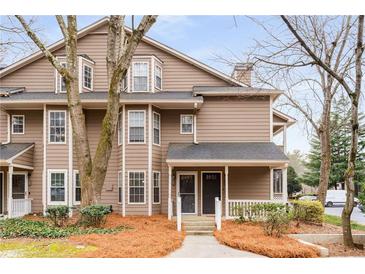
166;142;288;219
0;143;34;218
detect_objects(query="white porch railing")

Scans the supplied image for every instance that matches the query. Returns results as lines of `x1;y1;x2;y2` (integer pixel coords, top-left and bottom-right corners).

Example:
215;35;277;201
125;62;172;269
215;197;221;231
11;198;32;218
227;199;284;219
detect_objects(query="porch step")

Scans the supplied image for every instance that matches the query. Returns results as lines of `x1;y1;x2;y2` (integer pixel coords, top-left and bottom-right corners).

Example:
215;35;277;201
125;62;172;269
182;216;216;235
185;225;215;231
186;230;214;236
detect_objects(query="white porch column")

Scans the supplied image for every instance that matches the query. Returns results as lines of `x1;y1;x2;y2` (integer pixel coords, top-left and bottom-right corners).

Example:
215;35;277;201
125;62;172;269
225;166;229;218
283;168;288;202
7;165;13;218
270;168;274;200
122;104;126;217
283;125;287;154
168;165;172;220
148;104;152;216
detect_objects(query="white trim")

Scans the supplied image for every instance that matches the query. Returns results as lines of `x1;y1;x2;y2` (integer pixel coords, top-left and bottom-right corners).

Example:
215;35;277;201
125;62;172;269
78;56;83;93
11;115;25;135
193;114;197;144
148;104;152;216
154;63;163;91
176;171;198;215
283;125;287;154
180;114;194;135
131;61;149;92
225;166;229;218
48;110;67;144
167;159;289;166
117;111;123;146
273;109;296;124
82;63;94;91
58;61;67;94
152;171;161;205
200;171;222;216
270;96;273;142
47;169;68;206
151;57;155;93
118;170;123;204
12;171;29;199
152;111;161;146
127;110;146;144
122;105;126;216
42;104;47;214
7;113;10;143
73;170;81;205
127;170;146;205
168;165;172;220
0;171;4;214
11;164;34;170
270;168;274;200
7;165;13;218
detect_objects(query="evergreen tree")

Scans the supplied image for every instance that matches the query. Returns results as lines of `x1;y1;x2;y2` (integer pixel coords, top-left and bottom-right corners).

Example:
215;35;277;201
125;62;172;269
287;166;302;196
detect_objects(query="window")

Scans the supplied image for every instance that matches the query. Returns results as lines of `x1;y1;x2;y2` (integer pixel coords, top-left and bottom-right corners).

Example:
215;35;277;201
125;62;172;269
118;112;123;145
133;62;148;92
153;172;160;204
49;111;66;144
128;111;145;143
153;112;160;145
128;171;145;204
180;114;193;134
48;170;67;205
118;171;123;204
74;171;81;204
11;115;24;134
273;169;283;194
83;64;93;90
59;62;67;93
155;65;162;90
121;72;128;92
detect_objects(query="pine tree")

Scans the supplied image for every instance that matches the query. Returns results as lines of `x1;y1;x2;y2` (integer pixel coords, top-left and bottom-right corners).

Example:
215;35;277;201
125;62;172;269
287;166;302;196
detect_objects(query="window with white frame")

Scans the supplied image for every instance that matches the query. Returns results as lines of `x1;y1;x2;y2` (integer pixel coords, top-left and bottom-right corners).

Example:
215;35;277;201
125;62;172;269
155;65;162;90
153;112;160;145
273;169;283;194
180;114;193;134
133;62;148;92
118;171;123;204
74;171;81;204
49;111;66;144
59;62;67;93
128;111;145;143
118;111;123;145
48;171;67;204
153;171;160;204
120;71;128;92
83;64;93;90
128;171;145;203
11;115;24;134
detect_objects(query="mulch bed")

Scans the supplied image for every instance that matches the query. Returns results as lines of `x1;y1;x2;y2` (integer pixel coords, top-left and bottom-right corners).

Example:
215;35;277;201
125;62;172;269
288;222;364;235
214;221;320;258
322;243;365;257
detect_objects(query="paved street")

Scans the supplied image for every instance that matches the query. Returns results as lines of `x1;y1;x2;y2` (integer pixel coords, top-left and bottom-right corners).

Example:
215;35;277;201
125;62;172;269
325;206;365;225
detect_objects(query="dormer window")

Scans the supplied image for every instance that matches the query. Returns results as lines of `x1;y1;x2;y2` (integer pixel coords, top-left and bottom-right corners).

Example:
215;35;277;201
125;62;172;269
59;62;67;93
83;64;93;90
132;62;148;92
155;65;162;90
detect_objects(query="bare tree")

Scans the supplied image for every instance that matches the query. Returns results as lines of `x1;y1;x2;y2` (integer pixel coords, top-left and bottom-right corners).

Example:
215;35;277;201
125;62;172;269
281;15;364;248
15;15;157;206
238;16;356;207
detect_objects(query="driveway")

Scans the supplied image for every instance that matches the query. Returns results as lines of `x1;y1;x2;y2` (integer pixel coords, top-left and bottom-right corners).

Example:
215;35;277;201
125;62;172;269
325;206;365;225
167;236;265;258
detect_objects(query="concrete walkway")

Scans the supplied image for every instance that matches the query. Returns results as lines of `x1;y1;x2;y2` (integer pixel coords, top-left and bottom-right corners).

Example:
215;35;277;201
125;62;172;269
167;236;265;258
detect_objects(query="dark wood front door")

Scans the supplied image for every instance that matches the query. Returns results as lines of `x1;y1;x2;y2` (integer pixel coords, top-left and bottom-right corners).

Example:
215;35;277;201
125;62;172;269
202;172;221;214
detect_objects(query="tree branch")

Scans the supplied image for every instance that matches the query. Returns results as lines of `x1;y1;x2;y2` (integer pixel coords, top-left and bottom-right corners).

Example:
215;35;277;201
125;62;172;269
55;15;68;40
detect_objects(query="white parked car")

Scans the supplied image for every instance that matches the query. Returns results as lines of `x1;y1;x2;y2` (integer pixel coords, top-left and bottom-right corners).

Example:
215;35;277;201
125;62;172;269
298;195;318;201
325;190;359;207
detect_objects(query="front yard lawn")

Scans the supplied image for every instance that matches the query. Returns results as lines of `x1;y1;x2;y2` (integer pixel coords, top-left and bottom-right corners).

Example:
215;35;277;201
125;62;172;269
324;214;365;231
214;221;320;258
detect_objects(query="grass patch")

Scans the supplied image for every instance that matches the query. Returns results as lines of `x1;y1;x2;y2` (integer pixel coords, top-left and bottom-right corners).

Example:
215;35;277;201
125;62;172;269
0;218;129;238
324;214;365;231
214;221;320;258
0;240;96;258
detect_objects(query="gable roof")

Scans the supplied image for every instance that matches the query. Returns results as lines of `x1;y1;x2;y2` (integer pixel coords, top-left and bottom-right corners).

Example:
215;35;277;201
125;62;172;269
0;17;244;87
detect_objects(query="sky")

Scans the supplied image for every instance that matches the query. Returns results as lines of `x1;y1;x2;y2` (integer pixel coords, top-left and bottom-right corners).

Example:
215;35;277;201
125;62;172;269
1;15;325;154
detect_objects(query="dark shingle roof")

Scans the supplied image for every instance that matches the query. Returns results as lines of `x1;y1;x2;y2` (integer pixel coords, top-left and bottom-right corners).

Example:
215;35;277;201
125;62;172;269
0;143;34;160
167;142;288;161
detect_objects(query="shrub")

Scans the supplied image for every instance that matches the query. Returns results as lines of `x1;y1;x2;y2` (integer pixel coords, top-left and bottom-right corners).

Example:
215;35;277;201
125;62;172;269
263;210;291;237
0;218;126;238
234;203;287;223
292;200;324;225
79;205;112;227
46;206;70;227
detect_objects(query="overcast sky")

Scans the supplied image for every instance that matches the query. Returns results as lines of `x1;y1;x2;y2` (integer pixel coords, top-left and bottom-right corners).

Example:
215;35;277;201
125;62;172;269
2;15;344;154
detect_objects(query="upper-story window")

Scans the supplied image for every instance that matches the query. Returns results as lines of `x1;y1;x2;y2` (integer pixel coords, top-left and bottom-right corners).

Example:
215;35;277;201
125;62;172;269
59;62;67;93
128;110;145;143
155;65;162;90
153;112;160;145
121;71;128;92
49;111;66;144
83;64;93;90
180;114;193;134
133;62;148;92
118;111;123;146
12;115;25;134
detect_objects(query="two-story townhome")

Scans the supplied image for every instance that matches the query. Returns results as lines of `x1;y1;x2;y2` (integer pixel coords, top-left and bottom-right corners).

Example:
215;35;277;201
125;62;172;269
0;18;295;219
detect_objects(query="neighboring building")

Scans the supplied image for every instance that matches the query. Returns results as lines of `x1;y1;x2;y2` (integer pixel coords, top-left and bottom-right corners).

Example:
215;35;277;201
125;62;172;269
0;18;295;219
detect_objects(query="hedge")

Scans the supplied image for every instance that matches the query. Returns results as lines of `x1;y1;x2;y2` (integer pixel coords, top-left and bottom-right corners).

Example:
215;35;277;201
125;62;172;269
291;200;324;225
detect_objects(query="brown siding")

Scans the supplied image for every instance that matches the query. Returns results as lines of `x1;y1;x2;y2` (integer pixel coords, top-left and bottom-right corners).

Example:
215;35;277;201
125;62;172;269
13;147;34;167
228;167;270;200
273;113;287;123
197;96;270;142
9;110;43;212
0;109;8;143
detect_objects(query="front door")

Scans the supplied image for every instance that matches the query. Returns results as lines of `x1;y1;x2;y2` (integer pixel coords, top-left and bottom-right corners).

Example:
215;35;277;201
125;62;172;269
178;173;197;214
0;172;3;214
12;174;27;199
202;172;221;214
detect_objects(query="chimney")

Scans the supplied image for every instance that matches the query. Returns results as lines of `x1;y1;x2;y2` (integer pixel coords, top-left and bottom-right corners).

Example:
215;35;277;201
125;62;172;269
231;63;253;86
